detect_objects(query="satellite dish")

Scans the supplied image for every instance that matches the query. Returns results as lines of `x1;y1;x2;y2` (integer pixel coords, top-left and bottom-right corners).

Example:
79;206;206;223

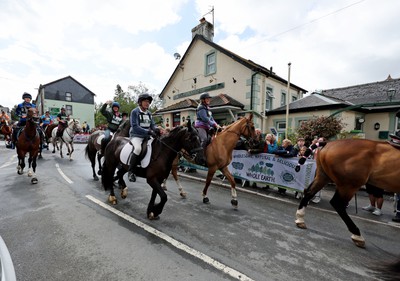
173;53;181;60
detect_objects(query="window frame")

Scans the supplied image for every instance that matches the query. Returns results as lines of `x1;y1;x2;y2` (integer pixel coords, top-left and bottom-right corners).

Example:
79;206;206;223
205;51;216;75
65;92;72;102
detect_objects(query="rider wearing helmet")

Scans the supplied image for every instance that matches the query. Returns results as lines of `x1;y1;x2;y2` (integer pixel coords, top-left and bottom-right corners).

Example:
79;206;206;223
12;92;38;149
195;92;220;147
127;93;157;182
100;100;123;154
56;107;69;137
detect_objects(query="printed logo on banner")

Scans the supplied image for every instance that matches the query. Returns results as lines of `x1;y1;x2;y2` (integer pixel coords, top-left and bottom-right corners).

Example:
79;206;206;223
279;170;295;184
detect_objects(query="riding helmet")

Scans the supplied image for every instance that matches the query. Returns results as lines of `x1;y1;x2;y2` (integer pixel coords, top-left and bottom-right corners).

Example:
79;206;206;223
61;107;66;111
22;92;32;100
138;93;153;104
111;102;120;109
199;92;211;100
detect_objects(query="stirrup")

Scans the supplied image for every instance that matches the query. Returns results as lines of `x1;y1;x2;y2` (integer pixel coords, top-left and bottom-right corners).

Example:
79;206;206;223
128;172;136;182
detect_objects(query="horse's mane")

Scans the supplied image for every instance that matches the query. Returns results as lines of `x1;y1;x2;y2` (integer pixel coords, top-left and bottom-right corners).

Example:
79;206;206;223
115;120;130;137
161;125;184;140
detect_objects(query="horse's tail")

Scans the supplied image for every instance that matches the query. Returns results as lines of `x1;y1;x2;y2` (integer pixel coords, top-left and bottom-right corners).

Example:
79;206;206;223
371;258;400;281
101;161;113;191
84;144;90;160
295;141;327;172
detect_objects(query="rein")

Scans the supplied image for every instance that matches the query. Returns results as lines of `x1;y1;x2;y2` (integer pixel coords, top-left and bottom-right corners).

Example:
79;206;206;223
157;131;201;161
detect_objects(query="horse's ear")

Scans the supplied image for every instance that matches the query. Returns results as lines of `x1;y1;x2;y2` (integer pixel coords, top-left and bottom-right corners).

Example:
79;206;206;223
187;120;192;130
248;113;253;121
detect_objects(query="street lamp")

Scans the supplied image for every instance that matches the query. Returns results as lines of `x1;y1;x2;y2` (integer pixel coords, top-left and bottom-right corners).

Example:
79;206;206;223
387;88;396;102
285;62;291;139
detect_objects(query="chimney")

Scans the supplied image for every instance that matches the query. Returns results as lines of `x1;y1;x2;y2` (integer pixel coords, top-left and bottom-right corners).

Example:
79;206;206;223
191;17;214;41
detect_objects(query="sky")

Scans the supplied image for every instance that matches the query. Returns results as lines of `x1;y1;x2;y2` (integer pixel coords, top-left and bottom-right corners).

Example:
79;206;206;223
1;0;400;110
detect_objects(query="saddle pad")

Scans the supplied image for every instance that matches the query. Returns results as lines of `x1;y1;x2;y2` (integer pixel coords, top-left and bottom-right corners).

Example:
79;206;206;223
120;138;154;168
96;134;105;145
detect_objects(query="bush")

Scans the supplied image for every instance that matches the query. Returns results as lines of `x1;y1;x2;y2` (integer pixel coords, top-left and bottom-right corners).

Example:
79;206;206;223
296;115;345;144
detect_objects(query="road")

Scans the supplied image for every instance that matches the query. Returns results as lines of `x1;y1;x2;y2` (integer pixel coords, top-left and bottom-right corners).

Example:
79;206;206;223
0;143;399;281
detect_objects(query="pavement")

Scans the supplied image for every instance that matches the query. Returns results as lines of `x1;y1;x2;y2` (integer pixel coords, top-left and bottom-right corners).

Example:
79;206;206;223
176;168;400;228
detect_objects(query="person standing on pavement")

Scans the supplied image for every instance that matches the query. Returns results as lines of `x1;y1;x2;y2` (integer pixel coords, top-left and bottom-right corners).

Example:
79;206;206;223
362;183;385;216
393;193;400;222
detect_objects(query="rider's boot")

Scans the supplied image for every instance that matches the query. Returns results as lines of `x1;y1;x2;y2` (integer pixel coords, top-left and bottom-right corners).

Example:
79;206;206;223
128;153;138;182
100;138;107;155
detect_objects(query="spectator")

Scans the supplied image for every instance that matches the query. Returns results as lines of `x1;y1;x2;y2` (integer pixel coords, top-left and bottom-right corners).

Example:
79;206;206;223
293;137;305;156
263;133;278;154
275;139;296;194
362;183;385;216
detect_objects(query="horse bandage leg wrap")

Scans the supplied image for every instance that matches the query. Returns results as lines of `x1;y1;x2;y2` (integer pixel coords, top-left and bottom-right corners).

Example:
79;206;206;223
295;207;306;224
231;188;237;199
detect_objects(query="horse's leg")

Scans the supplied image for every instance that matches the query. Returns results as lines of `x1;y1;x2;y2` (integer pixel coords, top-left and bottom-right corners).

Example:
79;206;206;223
31;156;38;184
102;161;118;205
295;175;329;229
202;166;218;204
220;166;238;208
97;153;103;176
68;143;74;161
330;188;365;248
116;168;128;199
88;150;99;181
147;179;168;220
27;156;33;177
59;141;64;158
171;161;187;198
17;156;25;175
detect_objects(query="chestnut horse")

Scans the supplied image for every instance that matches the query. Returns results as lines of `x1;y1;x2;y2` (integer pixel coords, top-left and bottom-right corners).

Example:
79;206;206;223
0;120;12;147
101;122;205;220
85;120;131;180
16;108;41;184
200;113;257;207
294;138;400;280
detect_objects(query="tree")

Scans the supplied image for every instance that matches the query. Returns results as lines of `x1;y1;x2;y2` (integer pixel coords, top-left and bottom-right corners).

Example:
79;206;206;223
296;115;345;144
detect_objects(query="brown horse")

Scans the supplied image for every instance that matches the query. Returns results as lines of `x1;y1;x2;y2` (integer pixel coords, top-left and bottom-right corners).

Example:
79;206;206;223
200;113;257;207
294;138;400;280
16;108;41;184
44;123;58;150
0;120;13;147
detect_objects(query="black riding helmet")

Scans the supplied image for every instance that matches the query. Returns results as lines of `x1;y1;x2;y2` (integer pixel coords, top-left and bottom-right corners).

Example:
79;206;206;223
138;93;153;104
22;92;32;100
199;92;211;100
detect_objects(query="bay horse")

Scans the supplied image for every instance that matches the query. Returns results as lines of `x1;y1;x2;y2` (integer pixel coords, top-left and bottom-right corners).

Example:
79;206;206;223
101;121;205;220
0;120;13;147
51;119;82;160
85;119;131;180
16;107;41;184
200;113;257;207
44;123;58;150
294;138;400;279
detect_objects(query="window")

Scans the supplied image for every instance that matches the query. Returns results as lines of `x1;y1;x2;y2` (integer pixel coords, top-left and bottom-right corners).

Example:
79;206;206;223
65;92;72;102
206;52;216;75
292;95;297;102
280;92;286;106
355;117;364;131
66;105;73;116
172;112;181;127
276;121;286;130
265;87;274;112
397;116;400;130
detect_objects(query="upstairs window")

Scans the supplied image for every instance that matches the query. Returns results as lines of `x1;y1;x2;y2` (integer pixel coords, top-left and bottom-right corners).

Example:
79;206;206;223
280;92;286;106
265;86;274;112
65;92;72;102
206;52;216;75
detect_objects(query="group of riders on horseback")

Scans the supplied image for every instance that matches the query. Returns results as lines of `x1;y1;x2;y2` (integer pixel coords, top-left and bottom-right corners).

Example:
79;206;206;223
3;92;71;150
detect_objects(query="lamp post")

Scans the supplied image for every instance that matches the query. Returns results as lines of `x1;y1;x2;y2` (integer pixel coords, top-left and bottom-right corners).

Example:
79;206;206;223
285;62;291;139
387;88;396;102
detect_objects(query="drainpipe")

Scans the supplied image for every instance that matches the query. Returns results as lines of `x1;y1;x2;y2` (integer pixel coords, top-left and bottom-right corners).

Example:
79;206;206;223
250;69;261;111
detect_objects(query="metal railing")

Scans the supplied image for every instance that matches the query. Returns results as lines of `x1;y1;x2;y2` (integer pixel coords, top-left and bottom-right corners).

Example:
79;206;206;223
0;235;16;281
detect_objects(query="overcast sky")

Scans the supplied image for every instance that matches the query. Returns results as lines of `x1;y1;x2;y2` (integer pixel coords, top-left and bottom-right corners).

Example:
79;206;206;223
1;0;400;110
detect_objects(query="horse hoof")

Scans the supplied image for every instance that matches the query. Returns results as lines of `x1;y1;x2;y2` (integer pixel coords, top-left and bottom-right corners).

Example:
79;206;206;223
231;199;238;208
97;171;102;176
162;186;167;191
38;155;43;159
108;195;117;205
121;187;128;199
148;212;160;220
93;176;99;181
31;178;38;184
52;151;55;154
351;235;366;248
17;170;23;175
180;192;187;198
296;222;307;229
203;197;210;204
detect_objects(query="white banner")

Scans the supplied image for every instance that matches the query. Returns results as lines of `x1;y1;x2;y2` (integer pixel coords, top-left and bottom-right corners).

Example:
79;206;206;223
228;151;316;191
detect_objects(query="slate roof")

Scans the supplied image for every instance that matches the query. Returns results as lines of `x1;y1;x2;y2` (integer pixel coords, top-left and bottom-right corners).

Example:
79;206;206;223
155;93;244;114
267;76;400;115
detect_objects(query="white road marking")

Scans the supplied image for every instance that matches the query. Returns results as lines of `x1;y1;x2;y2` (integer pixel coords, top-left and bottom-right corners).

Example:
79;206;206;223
0;154;17;168
55;163;73;184
86;194;254;281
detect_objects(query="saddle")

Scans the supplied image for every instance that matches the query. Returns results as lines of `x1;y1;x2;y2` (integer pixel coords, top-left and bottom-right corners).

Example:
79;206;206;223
120;138;154;168
388;133;400;149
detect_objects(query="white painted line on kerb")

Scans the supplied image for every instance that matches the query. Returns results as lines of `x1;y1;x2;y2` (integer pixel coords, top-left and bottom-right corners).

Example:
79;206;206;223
86;195;254;281
55;164;73;184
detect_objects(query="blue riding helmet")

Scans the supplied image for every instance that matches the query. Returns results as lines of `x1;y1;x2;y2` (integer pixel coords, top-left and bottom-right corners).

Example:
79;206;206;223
112;102;120;109
22;92;32;100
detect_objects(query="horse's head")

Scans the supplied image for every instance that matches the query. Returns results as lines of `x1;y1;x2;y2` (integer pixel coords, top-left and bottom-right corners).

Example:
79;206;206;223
181;121;206;165
27;108;40;124
239;113;259;148
69;119;82;133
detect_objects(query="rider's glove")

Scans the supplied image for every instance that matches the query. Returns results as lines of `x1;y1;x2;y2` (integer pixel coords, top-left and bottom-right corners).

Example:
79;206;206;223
149;130;157;138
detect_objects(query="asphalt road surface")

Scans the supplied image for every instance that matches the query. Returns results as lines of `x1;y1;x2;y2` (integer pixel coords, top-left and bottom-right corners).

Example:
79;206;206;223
0;143;399;281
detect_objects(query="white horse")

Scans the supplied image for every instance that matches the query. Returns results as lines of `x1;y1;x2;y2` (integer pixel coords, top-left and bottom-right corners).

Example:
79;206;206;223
51;119;82;160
